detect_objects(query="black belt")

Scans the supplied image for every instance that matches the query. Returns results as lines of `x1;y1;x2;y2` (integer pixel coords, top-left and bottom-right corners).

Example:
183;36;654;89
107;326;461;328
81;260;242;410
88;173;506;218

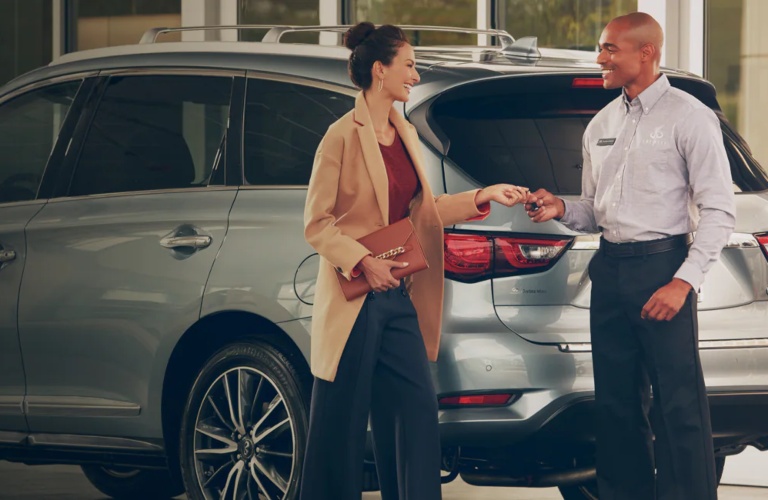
600;234;693;258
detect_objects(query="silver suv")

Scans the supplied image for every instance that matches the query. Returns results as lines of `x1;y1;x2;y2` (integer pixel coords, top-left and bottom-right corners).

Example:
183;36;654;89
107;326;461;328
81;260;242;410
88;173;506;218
1;25;767;500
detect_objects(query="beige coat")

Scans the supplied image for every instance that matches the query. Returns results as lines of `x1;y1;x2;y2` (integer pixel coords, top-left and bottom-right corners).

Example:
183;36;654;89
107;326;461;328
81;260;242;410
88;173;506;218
304;92;484;382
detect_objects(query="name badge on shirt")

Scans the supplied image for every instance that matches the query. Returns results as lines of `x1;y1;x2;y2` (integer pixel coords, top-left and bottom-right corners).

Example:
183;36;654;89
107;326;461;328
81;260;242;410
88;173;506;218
597;138;616;146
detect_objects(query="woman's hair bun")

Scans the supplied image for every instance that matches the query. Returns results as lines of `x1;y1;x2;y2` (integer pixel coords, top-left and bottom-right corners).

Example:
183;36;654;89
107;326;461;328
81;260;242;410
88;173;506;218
344;22;376;51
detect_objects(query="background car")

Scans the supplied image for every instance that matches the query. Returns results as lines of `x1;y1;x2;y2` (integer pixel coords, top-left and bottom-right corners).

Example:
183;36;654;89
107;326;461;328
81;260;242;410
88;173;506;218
1;25;767;500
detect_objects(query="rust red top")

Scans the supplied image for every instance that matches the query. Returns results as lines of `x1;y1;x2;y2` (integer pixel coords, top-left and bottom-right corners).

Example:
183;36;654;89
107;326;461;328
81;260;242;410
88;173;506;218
379;128;421;224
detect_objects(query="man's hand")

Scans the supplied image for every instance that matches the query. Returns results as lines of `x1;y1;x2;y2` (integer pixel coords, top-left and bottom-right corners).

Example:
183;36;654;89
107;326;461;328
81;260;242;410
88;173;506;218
358;255;407;293
476;184;529;207
641;278;692;321
525;189;565;223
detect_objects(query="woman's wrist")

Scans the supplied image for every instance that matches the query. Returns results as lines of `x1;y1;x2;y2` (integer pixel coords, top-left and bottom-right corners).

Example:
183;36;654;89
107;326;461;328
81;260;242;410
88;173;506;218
475;188;489;206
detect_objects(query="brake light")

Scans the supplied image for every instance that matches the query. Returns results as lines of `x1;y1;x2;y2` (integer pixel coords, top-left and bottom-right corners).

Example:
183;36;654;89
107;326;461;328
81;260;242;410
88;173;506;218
444;232;571;283
572;77;604;88
757;234;768;260
439;393;516;407
444;233;493;281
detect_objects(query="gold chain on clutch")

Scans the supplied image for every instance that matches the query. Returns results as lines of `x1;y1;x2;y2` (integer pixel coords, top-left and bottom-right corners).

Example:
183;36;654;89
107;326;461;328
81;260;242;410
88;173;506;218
375;246;406;260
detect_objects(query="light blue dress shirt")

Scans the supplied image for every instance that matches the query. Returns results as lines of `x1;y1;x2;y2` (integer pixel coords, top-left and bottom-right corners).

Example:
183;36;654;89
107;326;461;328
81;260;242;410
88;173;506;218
561;74;736;291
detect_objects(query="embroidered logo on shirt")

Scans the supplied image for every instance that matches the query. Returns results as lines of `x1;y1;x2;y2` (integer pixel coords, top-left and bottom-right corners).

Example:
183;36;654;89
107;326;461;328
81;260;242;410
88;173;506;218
597;138;616;146
642;125;669;147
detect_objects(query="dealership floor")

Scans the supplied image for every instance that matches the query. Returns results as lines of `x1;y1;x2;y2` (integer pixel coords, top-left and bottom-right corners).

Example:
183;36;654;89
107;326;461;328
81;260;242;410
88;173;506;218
0;461;765;499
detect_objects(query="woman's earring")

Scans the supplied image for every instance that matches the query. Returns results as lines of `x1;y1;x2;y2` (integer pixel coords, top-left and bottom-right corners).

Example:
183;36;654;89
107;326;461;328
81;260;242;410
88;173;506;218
377;78;383;92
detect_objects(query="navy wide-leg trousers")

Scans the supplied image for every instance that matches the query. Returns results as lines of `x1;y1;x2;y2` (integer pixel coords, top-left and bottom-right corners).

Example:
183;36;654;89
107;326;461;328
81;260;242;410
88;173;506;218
299;282;442;500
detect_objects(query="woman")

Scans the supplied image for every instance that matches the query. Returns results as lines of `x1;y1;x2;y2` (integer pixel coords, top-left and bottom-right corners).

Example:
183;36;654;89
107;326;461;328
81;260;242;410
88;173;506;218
300;22;527;500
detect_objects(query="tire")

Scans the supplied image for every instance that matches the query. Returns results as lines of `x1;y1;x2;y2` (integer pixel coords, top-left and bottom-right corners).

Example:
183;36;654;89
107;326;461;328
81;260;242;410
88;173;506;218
180;340;310;500
558;456;726;499
81;465;184;499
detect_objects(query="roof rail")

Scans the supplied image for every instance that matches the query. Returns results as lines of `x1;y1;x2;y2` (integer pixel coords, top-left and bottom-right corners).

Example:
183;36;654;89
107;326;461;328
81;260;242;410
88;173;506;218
139;24;515;50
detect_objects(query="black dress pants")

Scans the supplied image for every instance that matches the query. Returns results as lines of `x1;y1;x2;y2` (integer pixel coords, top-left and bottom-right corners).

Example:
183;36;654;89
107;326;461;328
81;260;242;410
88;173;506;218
589;243;717;500
299;281;442;500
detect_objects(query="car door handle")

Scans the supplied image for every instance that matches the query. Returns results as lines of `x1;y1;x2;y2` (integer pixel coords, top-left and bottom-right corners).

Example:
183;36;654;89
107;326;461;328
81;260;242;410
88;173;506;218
159;235;212;249
0;249;16;263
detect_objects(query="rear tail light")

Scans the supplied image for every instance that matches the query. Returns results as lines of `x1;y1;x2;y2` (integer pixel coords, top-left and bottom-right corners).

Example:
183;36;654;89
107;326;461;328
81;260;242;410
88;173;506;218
444;232;571;283
756;234;768;260
439;393;517;408
572;77;604;88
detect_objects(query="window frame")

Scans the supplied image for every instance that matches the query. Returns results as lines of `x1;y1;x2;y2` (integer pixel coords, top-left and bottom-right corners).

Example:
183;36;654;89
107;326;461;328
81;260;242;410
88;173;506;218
240;71;356;188
0;73;93;204
54;68;245;200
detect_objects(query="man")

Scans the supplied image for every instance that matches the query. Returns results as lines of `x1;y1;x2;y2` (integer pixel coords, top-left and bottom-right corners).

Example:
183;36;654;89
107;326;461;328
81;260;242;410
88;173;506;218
525;12;735;500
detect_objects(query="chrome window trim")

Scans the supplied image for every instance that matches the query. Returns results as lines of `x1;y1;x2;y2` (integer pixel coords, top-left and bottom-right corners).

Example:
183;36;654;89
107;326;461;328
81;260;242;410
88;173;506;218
98;67;245;78
47;185;238;203
244;70;357;96
0;71;96;106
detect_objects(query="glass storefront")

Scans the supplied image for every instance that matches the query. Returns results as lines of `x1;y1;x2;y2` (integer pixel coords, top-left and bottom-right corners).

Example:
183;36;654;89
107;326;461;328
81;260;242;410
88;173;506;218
70;0;181;50
706;0;767;164
1;0;765;169
0;1;52;85
349;0;477;45
501;0;637;51
239;0;320;43
706;0;742;129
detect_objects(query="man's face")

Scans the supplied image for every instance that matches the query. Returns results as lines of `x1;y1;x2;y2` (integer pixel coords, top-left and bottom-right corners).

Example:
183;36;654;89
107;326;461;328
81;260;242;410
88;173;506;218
596;22;643;91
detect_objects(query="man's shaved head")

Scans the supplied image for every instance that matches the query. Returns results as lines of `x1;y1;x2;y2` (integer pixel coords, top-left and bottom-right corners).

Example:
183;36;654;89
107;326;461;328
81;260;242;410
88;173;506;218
607;12;664;62
596;12;665;98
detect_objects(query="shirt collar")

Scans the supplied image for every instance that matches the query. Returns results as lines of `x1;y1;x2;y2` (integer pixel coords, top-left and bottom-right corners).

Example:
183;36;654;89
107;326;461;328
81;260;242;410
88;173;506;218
621;73;670;115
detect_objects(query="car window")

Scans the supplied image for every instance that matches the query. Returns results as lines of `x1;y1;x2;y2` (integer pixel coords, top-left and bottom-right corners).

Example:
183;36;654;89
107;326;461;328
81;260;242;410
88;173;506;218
433;87;616;196
431;80;768;195
244;79;354;186
0;81;81;203
69;75;233;196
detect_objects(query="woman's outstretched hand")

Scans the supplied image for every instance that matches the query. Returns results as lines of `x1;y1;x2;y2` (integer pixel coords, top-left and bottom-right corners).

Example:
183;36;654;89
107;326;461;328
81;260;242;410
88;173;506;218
476;184;530;207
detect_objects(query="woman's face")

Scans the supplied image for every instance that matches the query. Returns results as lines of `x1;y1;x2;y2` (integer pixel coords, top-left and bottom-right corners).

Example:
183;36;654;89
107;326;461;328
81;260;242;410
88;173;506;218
380;43;420;102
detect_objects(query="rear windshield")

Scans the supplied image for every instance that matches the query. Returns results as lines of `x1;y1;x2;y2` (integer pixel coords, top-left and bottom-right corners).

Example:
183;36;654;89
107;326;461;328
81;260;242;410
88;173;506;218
430;77;768;194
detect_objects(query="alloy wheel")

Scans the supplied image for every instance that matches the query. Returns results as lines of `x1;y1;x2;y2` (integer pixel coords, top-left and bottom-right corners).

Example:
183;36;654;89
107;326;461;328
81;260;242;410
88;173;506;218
192;367;296;499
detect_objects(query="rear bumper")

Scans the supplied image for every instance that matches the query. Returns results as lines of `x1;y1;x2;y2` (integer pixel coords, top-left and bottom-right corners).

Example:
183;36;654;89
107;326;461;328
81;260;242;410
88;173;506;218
434;330;768;450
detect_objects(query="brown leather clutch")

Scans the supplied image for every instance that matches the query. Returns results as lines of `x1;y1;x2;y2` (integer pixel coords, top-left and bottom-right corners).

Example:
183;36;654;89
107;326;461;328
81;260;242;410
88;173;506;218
337;217;429;301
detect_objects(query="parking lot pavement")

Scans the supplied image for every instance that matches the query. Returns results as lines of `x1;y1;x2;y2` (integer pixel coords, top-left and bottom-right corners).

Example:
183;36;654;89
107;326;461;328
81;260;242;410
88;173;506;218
0;461;765;499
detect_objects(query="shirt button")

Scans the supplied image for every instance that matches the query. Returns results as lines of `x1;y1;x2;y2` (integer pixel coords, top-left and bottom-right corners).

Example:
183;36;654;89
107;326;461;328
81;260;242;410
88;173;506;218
632;119;636;123
624;147;628;151
612;203;617;207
